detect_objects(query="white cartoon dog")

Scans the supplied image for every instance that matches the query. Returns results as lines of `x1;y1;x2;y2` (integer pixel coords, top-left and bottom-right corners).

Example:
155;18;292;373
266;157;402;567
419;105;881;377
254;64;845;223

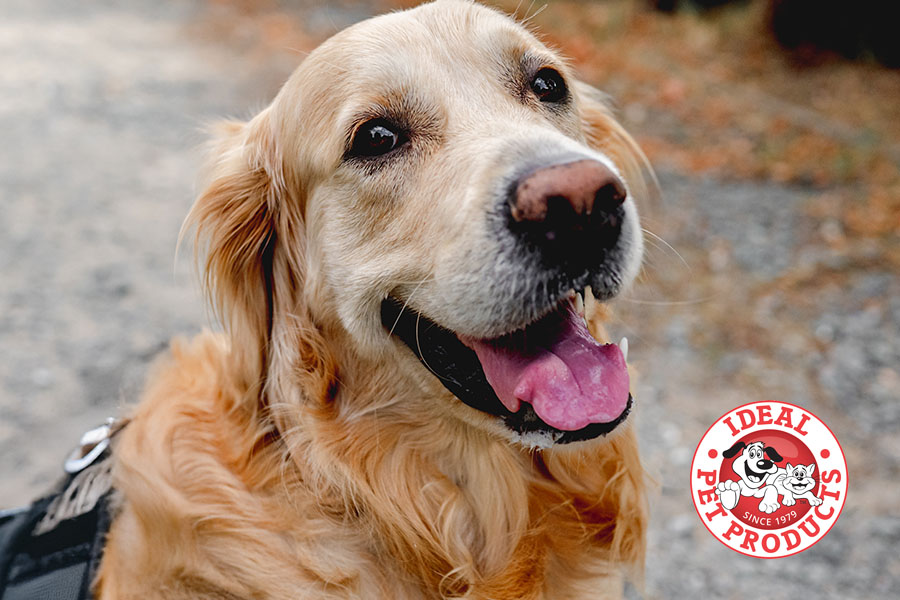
715;441;784;514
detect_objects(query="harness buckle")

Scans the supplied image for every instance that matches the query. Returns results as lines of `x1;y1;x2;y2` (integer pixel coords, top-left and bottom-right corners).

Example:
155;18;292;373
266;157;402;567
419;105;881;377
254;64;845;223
63;417;129;474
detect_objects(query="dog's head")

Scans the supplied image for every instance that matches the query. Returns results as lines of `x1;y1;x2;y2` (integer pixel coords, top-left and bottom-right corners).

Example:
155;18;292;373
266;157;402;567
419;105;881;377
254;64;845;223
186;0;649;448
723;441;783;489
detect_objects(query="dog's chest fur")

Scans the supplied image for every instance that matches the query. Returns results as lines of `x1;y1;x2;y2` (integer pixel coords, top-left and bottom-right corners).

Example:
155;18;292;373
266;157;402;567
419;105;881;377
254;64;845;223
94;333;643;599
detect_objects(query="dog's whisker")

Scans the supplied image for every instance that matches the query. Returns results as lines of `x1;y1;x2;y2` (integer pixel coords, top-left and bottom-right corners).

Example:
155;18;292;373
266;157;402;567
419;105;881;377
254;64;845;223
282;48;347;78
512;0;525;20
521;0;538;24
524;3;548;24
388;278;429;337
323;11;341;36
415;312;448;382
390;276;437;286
523;0;537;19
284;47;312;57
642;227;691;272
617;295;716;306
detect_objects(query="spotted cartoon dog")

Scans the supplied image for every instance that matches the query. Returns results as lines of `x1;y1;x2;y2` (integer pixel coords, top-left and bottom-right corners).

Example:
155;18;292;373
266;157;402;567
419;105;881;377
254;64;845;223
715;441;784;514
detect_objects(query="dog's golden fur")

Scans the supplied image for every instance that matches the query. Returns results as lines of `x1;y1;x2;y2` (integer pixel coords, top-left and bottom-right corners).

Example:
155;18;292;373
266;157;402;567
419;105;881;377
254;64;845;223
95;2;649;598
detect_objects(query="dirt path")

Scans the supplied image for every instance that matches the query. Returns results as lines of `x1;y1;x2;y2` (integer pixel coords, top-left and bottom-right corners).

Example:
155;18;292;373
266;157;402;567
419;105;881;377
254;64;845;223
1;1;896;598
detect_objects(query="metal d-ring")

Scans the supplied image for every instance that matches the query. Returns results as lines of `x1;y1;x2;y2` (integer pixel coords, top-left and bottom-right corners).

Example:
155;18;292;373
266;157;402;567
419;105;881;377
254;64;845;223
63;417;126;474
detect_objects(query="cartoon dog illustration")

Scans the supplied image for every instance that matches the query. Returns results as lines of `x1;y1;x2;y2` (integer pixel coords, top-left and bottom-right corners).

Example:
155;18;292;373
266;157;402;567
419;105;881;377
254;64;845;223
715;441;784;514
773;463;823;507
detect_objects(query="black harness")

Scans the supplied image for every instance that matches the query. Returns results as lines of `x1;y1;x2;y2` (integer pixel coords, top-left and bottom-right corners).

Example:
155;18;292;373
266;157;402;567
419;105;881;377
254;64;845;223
0;420;126;600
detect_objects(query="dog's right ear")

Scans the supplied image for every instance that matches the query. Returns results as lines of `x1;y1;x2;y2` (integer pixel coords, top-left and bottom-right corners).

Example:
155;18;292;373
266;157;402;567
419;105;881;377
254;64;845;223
722;441;746;459
182;109;292;387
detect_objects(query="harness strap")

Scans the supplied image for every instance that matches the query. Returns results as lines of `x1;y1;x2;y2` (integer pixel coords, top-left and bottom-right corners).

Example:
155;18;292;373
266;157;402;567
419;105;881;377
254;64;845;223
0;420;125;600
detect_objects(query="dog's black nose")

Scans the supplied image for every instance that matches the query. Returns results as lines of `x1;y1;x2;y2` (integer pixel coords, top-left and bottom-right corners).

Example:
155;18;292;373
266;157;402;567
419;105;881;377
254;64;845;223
509;159;626;260
758;460;773;470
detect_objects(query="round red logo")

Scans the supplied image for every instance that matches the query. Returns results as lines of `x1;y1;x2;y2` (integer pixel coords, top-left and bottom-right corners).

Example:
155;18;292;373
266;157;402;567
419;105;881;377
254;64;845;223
690;401;847;558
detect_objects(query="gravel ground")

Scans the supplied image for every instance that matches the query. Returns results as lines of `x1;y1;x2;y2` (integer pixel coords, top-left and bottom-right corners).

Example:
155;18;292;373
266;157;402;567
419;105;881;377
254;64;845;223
1;1;897;598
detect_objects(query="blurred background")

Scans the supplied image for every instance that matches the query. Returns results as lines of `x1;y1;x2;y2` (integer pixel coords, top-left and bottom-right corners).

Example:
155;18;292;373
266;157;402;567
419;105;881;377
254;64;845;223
1;0;897;597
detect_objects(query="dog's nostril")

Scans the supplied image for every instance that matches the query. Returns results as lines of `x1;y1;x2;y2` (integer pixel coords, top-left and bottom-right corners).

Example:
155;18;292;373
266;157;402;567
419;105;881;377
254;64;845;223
546;195;570;215
593;180;627;214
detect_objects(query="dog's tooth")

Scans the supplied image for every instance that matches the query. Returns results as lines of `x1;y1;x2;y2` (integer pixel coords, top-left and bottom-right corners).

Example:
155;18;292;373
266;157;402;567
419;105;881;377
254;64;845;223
574;292;584;316
619;337;628;361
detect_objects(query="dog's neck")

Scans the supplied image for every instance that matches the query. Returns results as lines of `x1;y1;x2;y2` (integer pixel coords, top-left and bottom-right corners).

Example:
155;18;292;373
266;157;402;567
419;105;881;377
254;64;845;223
261;323;646;599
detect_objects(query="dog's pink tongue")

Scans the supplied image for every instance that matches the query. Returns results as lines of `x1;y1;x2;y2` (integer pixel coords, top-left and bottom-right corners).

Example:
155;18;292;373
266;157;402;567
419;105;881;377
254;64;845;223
462;305;629;431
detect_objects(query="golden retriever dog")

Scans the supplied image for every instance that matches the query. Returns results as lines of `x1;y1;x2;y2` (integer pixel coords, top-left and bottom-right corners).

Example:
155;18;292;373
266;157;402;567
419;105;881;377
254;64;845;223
95;1;651;598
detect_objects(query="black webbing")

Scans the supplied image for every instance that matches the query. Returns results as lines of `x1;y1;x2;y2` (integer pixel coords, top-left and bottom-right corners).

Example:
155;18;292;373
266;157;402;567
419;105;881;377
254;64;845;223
0;464;114;600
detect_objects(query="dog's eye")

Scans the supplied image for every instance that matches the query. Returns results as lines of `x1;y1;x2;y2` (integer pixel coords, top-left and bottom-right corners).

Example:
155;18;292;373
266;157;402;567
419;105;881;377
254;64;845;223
349;118;406;158
531;68;567;103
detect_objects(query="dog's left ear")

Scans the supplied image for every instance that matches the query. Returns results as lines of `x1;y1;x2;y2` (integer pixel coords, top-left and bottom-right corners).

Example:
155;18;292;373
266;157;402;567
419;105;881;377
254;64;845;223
573;80;653;204
764;446;783;463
